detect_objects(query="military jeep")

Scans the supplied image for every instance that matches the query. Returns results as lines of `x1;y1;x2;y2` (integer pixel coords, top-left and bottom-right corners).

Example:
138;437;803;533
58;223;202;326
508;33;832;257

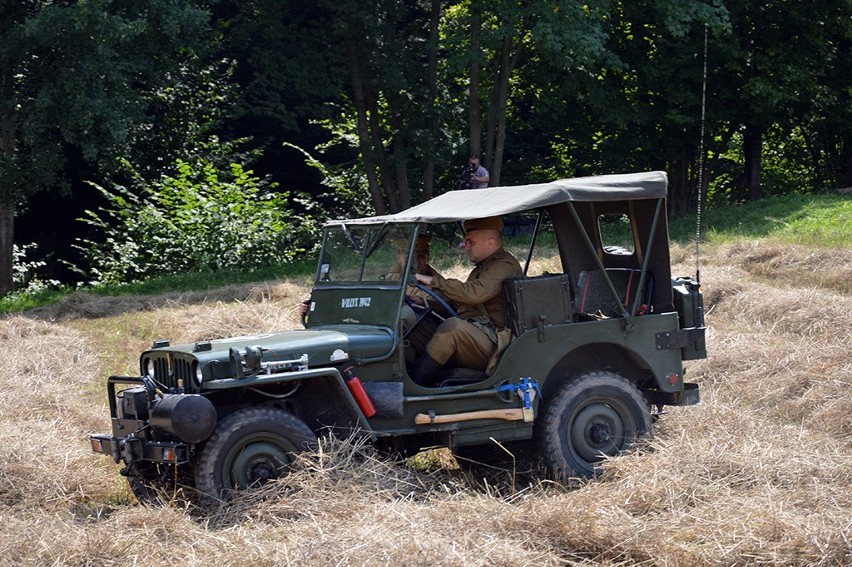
90;171;705;502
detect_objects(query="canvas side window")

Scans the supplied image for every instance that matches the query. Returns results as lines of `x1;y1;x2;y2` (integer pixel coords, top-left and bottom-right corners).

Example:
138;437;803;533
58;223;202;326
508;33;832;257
598;213;635;255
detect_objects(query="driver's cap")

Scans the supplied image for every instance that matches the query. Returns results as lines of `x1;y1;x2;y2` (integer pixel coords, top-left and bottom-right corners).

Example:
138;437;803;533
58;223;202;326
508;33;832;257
463;216;503;233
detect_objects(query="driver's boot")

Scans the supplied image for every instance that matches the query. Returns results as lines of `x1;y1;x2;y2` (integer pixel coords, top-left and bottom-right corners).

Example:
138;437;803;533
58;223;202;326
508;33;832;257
410;353;443;387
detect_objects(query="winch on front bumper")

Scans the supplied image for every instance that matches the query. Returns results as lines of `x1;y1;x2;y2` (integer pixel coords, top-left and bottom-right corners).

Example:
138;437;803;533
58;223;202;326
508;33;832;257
88;376;217;465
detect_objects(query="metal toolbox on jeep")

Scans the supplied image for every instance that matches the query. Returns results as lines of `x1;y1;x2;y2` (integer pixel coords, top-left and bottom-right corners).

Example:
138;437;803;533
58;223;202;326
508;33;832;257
503;274;573;336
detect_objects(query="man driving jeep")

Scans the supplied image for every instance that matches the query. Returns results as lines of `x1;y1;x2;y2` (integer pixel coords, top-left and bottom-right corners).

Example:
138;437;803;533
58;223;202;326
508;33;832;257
410;216;522;386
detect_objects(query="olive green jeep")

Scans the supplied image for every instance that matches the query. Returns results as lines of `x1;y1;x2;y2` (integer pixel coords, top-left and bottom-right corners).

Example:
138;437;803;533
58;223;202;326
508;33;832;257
90;171;705;502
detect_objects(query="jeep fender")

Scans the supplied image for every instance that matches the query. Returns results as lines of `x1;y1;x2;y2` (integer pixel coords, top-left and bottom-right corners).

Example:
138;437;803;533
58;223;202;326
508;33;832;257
492;313;686;398
203;367;377;439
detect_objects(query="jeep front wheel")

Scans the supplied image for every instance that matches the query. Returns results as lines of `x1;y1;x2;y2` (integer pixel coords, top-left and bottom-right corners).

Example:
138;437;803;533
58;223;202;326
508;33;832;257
195;407;317;505
539;371;652;478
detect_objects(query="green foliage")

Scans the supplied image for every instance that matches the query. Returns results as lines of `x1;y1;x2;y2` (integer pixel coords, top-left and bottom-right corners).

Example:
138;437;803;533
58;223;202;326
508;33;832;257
707;125;834;203
77;156;320;286
1;0;213;203
0;243;64;310
0;0;218;295
284;140;376;220
0;242;66;312
11;243;59;292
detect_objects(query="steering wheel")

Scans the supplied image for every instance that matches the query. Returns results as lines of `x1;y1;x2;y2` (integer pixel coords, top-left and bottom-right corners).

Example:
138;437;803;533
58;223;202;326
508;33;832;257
414;283;457;317
403;296;436;339
402;284;457;340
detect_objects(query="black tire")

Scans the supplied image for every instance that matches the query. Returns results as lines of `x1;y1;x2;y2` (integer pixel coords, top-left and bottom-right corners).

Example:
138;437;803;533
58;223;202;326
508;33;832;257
195;407;317;505
538;371;652;479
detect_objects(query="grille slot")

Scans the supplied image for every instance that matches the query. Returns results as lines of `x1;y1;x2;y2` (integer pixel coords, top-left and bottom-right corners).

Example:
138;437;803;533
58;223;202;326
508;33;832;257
174;358;193;385
153;357;172;389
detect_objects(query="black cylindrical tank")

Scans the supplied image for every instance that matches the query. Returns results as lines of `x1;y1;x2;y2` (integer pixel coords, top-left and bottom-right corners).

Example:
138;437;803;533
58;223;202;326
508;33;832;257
150;394;217;443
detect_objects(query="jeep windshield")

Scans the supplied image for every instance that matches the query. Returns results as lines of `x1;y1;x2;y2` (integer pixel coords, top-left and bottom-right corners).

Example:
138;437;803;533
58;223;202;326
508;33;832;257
317;223;417;284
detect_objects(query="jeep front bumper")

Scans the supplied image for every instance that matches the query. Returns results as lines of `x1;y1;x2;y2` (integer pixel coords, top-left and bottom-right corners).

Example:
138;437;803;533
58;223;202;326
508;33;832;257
89;433;190;465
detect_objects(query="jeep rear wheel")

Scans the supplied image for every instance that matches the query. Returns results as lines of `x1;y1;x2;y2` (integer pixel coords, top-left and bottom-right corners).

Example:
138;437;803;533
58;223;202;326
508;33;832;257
539;371;652;478
195;407;317;505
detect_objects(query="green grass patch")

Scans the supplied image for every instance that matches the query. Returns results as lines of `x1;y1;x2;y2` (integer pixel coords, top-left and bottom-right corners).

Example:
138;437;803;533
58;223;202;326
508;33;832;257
669;192;852;248
0;258;317;315
86;257;317;297
0;287;72;314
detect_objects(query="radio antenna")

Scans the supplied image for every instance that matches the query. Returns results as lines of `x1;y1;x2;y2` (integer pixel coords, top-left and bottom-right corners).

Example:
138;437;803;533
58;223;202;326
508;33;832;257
695;23;709;284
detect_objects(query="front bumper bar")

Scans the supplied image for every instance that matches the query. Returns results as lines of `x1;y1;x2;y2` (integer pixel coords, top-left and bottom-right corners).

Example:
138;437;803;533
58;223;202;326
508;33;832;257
89;433;190;465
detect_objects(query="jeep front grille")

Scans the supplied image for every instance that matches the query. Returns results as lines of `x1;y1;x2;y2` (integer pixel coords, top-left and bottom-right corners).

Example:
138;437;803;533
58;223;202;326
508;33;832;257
148;354;195;392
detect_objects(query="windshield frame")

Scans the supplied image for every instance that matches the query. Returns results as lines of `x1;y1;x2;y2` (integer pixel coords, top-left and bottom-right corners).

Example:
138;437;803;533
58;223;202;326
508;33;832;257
314;222;420;286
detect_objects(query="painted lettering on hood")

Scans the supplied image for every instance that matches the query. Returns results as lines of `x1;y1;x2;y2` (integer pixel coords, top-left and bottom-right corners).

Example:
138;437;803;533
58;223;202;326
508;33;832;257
341;297;371;308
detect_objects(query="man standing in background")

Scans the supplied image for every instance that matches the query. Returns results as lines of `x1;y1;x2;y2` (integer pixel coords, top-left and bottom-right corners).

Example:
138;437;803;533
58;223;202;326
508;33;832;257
459;154;490;189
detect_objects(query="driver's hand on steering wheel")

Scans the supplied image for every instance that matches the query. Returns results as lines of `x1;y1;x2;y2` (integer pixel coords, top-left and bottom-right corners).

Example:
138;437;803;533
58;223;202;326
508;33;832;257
414;274;434;286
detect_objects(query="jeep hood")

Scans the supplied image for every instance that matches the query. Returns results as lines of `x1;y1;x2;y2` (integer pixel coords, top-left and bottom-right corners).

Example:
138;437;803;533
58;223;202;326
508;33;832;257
153;326;394;371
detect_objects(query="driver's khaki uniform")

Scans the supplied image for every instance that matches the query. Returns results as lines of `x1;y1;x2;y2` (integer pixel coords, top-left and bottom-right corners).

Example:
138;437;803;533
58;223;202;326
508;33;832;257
424;248;522;370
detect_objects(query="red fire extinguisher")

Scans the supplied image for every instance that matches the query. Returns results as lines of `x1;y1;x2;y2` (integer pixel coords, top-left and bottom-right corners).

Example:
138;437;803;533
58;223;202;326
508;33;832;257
343;366;377;418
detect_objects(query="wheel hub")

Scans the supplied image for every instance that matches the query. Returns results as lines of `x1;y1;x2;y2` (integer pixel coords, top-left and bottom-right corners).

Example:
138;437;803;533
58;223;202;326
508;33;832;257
229;440;291;489
250;461;276;482
588;422;611;445
570;403;624;462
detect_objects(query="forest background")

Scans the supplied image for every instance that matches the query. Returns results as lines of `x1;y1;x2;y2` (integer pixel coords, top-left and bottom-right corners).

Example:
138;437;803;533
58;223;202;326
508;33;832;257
1;0;850;298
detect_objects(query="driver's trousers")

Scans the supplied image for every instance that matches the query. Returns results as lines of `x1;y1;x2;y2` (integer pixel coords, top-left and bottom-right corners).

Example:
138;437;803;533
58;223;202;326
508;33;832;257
425;317;494;370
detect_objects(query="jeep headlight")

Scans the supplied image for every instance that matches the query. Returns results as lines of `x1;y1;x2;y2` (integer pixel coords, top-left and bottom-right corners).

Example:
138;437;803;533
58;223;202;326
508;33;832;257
144;357;155;379
194;362;203;385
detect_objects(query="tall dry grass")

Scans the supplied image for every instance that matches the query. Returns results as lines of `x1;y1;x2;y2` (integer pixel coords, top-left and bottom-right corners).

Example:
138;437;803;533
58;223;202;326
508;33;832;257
1;241;850;566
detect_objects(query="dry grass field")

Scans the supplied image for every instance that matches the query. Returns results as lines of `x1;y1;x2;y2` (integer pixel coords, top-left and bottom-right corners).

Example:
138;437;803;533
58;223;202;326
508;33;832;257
1;239;850;566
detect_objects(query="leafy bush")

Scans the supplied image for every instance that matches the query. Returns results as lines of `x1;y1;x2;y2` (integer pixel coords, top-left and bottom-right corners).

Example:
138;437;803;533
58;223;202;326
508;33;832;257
11;243;60;293
78;157;319;286
0;243;63;312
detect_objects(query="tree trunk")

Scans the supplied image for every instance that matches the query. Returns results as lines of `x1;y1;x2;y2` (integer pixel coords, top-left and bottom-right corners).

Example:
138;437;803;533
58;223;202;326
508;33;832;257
483;53;499;172
0;204;13;296
843;140;852;188
366;86;400;213
0;67;16;295
743;124;763;201
345;34;386;215
421;0;441;201
390;103;411;210
668;150;690;217
490;33;519;187
468;4;481;157
0;204;12;294
798;123;822;182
